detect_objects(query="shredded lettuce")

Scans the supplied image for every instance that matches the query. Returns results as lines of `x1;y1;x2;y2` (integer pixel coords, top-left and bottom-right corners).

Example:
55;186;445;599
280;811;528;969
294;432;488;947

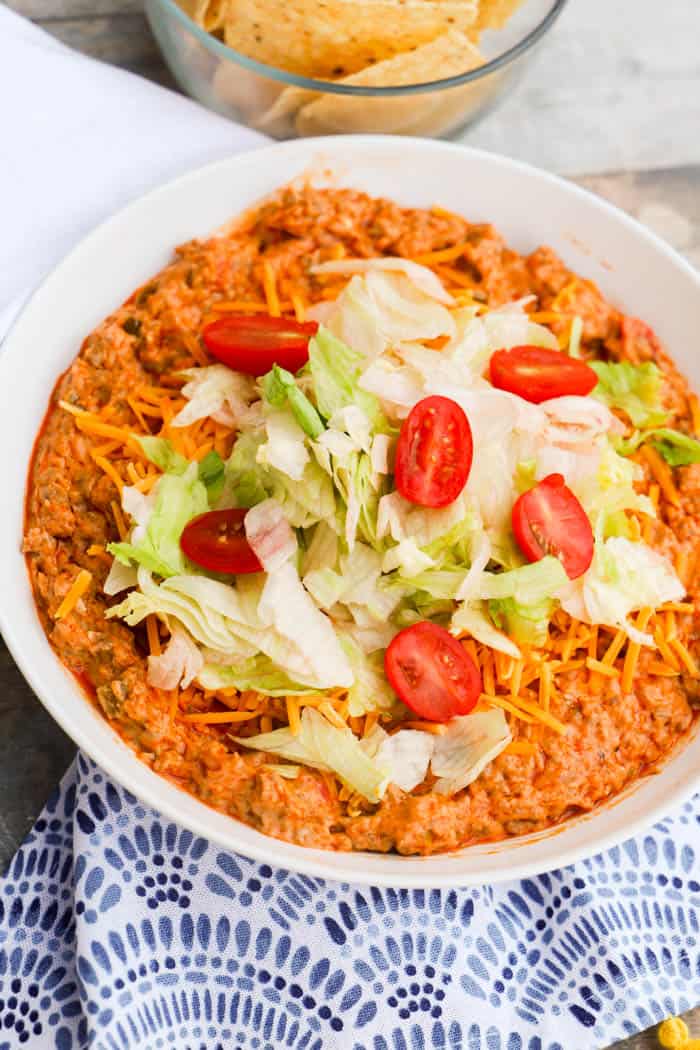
197;450;225;503
478;556;569;605
304;543;399;622
567;315;583;358
227;431;336;530
311;257;454;306
244;498;297;572
137;435;188;474
618;427;700;467
320;270;456;362
171;365;258;428
514;459;537;494
431;710;511;795
574;440;653;538
234;707;389;802
108;463;209;578
103;558;138;596
257;562;353;688
559;537;684;644
470;557;568;646
341;637;398;717
450;601;521;658
369;728;434;792
262;365;325;439
137;436;225;503
108;565;352;689
197;654;320;696
309;326;386;429
147;624;203;690
590;360;667;428
257;407;310;481
488;596;554;648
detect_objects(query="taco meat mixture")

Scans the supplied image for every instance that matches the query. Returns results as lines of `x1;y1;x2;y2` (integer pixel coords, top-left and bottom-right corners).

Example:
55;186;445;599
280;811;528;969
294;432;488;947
24;186;700;855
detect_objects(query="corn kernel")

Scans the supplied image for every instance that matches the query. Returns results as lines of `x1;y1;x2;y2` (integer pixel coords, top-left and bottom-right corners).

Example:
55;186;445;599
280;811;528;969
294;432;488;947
658;1016;689;1048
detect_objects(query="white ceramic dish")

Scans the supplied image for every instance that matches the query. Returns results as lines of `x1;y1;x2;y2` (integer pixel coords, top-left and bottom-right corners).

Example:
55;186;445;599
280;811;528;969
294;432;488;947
2;137;699;887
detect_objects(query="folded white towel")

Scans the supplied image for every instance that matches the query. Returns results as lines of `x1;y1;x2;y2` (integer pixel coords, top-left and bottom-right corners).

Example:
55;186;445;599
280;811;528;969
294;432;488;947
0;7;265;314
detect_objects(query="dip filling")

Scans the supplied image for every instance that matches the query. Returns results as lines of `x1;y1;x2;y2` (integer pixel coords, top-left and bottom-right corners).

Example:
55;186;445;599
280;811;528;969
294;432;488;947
25;186;700;855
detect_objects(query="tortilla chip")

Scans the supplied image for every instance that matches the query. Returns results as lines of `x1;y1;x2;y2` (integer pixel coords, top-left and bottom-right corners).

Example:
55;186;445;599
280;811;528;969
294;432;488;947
179;0;228;31
221;0;478;79
212;57;292;122
254;85;318;134
475;0;526;30
293;29;485;136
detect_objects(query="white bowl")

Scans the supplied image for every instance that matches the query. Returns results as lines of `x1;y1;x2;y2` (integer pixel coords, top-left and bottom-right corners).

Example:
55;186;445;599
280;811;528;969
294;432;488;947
2;137;699;887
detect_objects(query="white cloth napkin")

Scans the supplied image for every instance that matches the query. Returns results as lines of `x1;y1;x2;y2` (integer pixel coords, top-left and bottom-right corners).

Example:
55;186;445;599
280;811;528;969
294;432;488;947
0;6;266;318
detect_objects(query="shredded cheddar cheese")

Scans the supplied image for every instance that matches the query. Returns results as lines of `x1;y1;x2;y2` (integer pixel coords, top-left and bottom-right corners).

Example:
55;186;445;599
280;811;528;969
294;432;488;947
262;261;281;317
482;694;538;726
602;629;627;666
400;721;447;736
414;242;469;266
481;649;496;697
286;697;301;736
585;657;619;678
110;500;128;541
640;445;681;507
54;569;92;620
648;662;681;677
621;607;653;692
690;395;700;435
669;638;699;677
654;626;680;670
127;397;148;430
550;278;579;312
291;292;306;323
434;264;475;289
146;615;162;656
539;662;552;713
510;659;524;700
504;740;537;757
183;709;261;724
561;619;579;662
509;696;566;735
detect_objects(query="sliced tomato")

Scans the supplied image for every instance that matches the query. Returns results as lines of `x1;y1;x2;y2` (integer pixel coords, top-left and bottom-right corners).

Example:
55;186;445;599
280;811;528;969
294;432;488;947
202;315;319;376
385;622;482;723
394;395;473;508
489;345;597;403
180;509;262;574
512;473;594;579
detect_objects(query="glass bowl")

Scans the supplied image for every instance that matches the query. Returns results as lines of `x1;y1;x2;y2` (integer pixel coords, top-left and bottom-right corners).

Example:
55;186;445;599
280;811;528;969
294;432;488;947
145;0;568;140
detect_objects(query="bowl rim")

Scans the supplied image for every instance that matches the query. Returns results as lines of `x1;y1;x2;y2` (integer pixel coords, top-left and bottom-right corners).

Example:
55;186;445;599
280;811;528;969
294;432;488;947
147;0;569;95
4;135;700;887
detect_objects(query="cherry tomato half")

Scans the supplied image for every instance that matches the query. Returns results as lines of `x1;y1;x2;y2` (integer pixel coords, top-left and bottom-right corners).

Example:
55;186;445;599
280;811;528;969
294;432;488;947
180;509;262;575
202;315;319;377
512;473;594;580
394;395;473;508
385;622;482;723
489;345;597;404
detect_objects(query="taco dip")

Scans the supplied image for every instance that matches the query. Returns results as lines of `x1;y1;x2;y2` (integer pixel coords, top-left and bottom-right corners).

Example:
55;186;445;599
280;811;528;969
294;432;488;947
24;181;700;857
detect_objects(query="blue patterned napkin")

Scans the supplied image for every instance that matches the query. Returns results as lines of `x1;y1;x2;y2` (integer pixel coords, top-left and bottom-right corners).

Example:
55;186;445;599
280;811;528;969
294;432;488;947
1;754;699;1050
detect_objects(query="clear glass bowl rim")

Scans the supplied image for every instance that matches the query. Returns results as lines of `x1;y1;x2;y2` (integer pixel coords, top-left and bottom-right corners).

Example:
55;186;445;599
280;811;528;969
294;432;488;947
150;0;569;96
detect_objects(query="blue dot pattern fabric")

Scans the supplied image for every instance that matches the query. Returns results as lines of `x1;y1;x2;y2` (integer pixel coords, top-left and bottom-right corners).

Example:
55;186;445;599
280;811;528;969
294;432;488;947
1;755;699;1049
